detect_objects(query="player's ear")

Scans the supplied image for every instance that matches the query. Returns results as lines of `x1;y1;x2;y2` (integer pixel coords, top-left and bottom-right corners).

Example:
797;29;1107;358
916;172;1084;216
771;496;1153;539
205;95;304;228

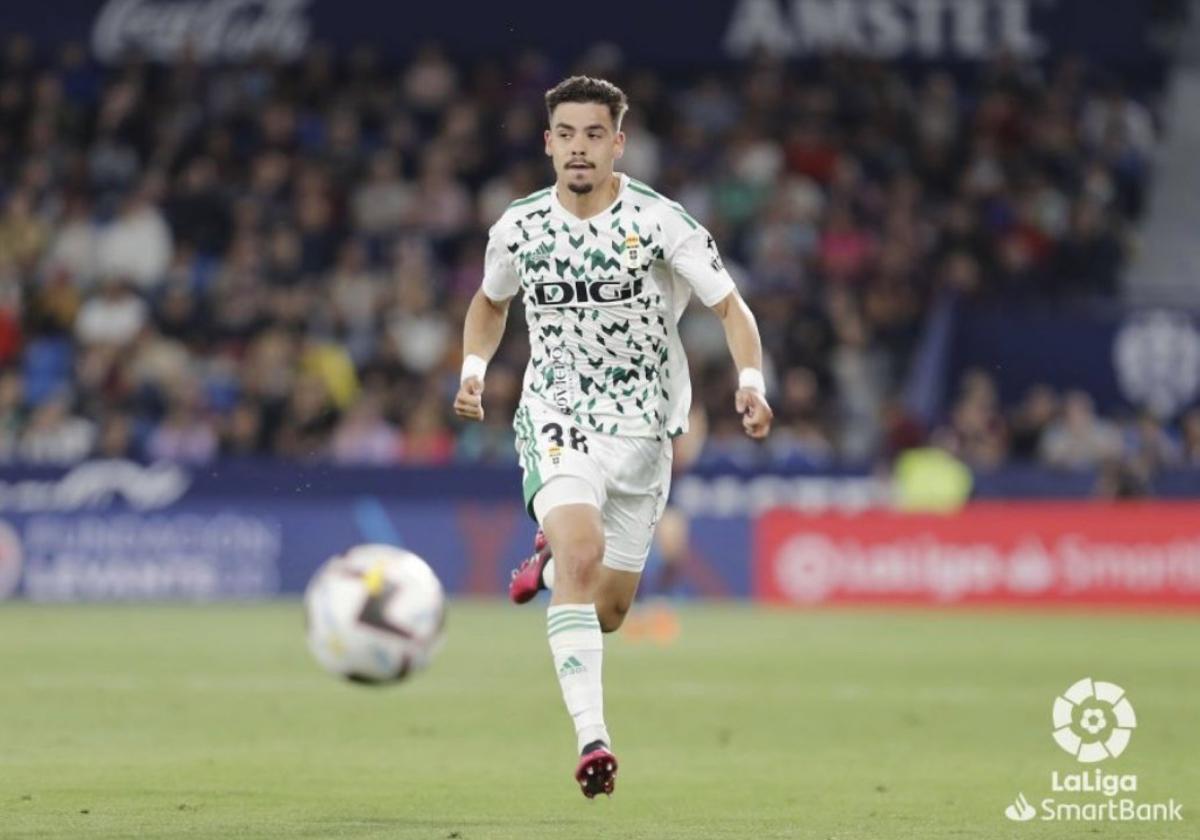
544;129;552;158
613;131;625;160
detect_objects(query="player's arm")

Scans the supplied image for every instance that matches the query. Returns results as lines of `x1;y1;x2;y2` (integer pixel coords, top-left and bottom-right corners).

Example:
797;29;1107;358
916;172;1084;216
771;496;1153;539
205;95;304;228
454;289;511;422
455;222;519;423
667;218;772;439
710;290;772;439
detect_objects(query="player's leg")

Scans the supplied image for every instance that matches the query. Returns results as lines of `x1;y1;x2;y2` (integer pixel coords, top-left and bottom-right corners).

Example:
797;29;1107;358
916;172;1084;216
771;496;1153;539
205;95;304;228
513;501;647;632
651;505;688;596
592;565;642;632
508;528;553;603
506;412;663;796
508;407;579;603
636;504;686;642
540;500;604;605
533;479;618;798
590;436;672;633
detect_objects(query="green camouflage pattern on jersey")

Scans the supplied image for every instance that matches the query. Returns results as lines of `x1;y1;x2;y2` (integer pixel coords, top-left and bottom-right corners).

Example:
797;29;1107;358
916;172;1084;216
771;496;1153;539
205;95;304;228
501;181;693;438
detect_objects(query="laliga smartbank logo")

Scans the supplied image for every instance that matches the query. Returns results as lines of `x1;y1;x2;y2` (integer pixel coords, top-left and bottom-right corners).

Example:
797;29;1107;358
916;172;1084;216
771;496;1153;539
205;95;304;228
1052;677;1137;762
1004;678;1183;824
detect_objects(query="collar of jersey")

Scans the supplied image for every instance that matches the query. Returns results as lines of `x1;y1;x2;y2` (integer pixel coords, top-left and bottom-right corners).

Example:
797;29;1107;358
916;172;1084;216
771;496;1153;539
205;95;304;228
550;172;629;224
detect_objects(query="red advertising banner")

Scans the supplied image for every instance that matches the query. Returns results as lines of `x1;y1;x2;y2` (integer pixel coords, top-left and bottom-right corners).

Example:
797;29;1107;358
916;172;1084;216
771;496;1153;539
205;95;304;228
754;503;1200;607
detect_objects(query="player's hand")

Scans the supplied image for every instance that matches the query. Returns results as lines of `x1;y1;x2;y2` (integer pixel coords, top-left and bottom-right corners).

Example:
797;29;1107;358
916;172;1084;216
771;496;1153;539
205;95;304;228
454;376;485;422
735;387;772;439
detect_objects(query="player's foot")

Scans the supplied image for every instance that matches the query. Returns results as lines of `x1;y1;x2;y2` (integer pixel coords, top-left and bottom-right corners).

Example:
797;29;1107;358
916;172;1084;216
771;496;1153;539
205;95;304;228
508;529;551;604
575;740;617;798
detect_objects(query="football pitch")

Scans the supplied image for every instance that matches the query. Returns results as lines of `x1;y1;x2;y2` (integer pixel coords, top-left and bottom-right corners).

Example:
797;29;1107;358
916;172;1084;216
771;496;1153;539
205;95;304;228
1;602;1196;839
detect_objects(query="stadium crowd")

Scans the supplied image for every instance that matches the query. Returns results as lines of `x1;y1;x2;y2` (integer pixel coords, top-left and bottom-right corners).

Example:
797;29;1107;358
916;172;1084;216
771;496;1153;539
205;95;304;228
1;33;1195;481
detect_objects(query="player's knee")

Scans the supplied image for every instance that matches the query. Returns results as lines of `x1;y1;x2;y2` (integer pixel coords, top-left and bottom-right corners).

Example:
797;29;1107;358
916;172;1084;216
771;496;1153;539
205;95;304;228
554;537;604;588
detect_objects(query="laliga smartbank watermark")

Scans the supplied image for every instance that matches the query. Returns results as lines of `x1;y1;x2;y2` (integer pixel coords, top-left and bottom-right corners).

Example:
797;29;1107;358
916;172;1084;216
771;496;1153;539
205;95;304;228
1004;677;1184;824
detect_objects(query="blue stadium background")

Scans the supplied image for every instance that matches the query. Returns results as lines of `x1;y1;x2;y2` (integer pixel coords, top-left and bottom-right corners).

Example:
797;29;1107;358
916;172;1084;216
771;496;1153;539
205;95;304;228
0;0;1196;604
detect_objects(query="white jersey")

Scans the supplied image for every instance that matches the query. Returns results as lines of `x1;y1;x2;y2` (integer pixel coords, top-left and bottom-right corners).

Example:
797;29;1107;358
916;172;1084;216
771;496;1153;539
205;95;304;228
482;174;735;439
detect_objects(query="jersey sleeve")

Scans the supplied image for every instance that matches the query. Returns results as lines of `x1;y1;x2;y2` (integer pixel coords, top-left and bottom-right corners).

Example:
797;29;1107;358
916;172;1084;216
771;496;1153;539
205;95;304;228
481;220;520;301
664;221;736;308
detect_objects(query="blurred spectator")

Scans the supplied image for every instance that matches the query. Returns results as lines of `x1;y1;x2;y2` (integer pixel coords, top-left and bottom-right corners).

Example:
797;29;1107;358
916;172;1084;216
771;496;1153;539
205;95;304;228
400;393;454;465
828;296;887;461
220;400;266;457
17;393;95;464
933;370;1008;469
1008;385;1059;461
1094;457;1152;500
41;193;100;288
352;151;416;235
414;149;472;241
767;367;834;467
75;278;147;347
1181;409;1200;466
403;44;458;113
96;183;173;289
95;410;136;459
0;369;23;459
301;339;360;411
0;276;20;365
0;41;1165;468
818;203;875;284
146;399;217;464
329;240;384;363
274;373;339;459
616;109;662;184
1039;391;1123;469
1081;85;1155;159
454;365;520;463
1123;410;1182;473
387;246;451;375
1052;202;1122;297
166;156;230;258
330;394;401;465
0;191;47;274
893;445;973;512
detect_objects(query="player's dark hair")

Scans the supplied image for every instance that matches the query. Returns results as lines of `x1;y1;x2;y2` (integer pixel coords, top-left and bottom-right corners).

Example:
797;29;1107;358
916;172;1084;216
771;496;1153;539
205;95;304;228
545;76;628;131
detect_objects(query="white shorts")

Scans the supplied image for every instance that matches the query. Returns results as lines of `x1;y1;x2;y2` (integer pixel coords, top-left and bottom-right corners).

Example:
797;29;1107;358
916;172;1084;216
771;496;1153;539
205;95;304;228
514;401;672;574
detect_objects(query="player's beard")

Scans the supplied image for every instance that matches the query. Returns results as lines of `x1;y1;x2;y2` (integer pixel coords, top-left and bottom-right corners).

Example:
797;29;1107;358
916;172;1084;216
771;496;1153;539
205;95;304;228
565;163;596;194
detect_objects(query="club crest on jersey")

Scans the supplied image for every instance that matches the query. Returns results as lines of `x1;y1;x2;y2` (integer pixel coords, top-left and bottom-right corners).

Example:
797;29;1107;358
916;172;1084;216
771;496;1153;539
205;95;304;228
533;277;644;307
625;233;641;269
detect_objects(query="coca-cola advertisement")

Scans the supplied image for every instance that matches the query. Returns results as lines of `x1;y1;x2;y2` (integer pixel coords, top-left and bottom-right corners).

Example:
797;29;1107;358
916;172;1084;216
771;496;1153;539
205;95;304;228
755;504;1200;607
91;0;311;63
0;0;1165;69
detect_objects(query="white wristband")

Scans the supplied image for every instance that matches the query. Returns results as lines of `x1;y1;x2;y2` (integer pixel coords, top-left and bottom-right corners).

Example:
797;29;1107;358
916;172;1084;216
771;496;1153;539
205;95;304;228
461;354;488;384
738;367;766;395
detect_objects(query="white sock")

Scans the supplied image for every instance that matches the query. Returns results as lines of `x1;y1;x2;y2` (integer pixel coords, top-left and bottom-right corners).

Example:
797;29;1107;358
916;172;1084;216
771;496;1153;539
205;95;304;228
541;558;556;590
547;604;609;752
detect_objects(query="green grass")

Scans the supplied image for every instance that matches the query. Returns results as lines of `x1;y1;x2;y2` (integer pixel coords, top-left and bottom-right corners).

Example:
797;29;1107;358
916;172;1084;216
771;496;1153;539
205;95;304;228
0;602;1197;839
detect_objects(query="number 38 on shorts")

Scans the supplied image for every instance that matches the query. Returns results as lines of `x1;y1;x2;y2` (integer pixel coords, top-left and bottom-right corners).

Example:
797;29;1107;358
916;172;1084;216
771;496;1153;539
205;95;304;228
514;402;670;517
541;421;589;455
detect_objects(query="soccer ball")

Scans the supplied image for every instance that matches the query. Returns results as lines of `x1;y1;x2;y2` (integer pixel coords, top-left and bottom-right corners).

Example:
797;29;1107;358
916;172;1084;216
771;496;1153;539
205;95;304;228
304;544;446;685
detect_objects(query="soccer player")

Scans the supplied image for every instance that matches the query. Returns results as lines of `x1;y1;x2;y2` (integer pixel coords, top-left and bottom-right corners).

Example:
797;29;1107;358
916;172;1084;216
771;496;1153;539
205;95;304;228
453;76;772;798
